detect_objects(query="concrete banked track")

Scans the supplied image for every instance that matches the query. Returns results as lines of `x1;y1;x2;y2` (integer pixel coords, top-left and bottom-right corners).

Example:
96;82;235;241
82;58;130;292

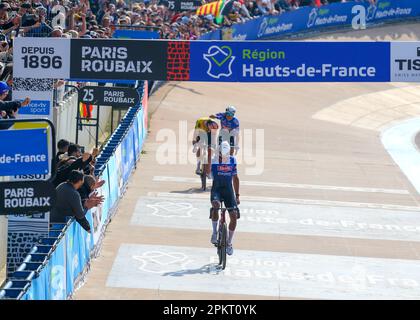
75;22;420;300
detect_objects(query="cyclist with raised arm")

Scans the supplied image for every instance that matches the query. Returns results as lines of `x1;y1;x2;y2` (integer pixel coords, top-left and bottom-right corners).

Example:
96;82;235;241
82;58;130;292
192;117;219;177
209;141;240;256
210;106;240;155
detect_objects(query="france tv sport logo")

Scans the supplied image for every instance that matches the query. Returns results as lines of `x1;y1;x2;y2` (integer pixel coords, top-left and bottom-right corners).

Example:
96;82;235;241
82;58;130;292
203;45;235;79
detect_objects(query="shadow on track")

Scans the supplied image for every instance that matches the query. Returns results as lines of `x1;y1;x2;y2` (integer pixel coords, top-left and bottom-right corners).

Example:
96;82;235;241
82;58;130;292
162;263;222;277
169;188;209;194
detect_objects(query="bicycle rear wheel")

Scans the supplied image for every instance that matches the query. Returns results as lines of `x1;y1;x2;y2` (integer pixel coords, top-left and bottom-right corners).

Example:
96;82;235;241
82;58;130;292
220;222;227;270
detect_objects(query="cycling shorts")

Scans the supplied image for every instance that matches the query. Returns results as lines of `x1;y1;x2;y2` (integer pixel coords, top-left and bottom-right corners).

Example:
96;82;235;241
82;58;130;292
211;184;238;214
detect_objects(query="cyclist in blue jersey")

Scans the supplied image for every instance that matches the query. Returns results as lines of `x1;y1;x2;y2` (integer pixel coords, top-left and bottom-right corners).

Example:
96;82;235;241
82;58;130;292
210;106;240;155
210;141;240;256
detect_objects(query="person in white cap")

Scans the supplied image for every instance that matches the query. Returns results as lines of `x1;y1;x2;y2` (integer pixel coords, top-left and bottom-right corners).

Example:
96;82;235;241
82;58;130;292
209;141;240;256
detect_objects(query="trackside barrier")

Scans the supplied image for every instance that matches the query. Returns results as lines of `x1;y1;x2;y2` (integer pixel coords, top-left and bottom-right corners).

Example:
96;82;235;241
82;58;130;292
199;0;420;40
0;81;148;300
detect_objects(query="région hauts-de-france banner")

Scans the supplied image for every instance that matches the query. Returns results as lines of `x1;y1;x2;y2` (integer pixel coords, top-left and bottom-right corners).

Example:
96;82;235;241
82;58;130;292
12;38;420;83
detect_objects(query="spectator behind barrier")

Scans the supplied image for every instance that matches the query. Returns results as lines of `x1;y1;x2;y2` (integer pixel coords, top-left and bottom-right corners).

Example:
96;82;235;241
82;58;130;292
56;139;70;163
51;170;100;232
54;145;93;187
78;174;105;209
51;170;86;227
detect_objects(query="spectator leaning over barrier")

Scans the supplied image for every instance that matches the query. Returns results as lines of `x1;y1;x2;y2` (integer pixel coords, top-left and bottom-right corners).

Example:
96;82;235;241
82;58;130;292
51;170;93;232
78;174;105;209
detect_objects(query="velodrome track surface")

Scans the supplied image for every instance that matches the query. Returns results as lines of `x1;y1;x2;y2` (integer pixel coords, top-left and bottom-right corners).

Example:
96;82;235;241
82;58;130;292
75;23;420;300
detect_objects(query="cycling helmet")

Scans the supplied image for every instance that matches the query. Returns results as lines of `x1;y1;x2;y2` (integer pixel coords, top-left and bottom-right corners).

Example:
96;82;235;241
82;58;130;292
226;106;236;117
220;141;230;156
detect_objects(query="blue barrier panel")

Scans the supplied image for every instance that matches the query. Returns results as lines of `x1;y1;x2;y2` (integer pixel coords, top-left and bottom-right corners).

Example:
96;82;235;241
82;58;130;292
122;126;136;184
48;238;66;300
199;29;222;40
101;168;111;223
29;264;49;300
133;112;140;161
65;222;78;295
75;222;88;276
107;154;119;209
113;29;160;39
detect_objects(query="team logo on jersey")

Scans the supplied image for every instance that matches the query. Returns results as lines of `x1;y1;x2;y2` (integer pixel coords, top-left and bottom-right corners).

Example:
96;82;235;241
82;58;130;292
217;164;233;173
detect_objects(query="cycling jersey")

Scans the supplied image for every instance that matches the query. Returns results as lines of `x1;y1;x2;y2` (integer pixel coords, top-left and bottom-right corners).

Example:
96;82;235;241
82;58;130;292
195;117;212;132
211;155;238;210
211;155;237;186
215;113;239;131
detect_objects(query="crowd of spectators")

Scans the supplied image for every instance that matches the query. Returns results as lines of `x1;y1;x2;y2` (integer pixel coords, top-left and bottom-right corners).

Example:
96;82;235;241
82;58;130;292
0;0;377;41
51;138;105;232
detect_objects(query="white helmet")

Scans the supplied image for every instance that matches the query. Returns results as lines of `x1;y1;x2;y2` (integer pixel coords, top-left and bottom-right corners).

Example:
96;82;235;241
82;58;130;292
220;141;230;156
226;106;236;116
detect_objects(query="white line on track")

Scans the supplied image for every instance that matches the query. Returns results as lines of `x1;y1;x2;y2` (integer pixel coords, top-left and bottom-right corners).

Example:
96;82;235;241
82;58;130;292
153;176;409;195
147;191;420;212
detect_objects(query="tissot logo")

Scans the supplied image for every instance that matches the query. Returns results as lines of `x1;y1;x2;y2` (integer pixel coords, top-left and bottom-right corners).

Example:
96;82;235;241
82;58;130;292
394;47;420;71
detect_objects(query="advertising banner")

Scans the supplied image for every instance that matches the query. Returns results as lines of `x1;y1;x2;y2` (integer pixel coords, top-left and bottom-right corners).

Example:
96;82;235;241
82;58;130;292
115;144;124;195
190;41;390;82
81;212;93;262
200;29;222;40
48;238;66;300
14;37;416;82
79;85;140;108
90;170;110;245
122;127;135;185
30;266;49;300
12;78;54;121
66;221;80;290
0;128;49;176
141;82;148;133
390;42;420;82
113;29;160;40
107;154;119;208
13;37;71;79
0;181;56;215
0;216;6;286
228;0;420;40
133;114;140;161
69;39;168;81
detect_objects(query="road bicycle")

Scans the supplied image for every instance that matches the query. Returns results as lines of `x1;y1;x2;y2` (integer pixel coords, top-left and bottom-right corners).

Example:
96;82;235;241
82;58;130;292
210;201;228;270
